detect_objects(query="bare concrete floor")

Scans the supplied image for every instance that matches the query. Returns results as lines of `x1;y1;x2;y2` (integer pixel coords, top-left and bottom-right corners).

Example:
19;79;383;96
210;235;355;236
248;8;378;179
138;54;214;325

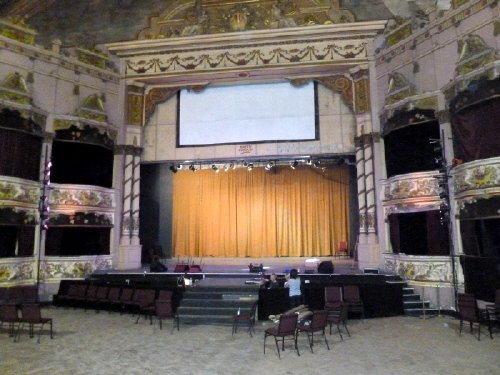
1;307;499;375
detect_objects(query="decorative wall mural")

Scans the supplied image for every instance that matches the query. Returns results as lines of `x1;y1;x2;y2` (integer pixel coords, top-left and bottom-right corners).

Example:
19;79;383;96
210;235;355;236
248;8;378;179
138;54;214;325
42;257;112;279
0;261;34;283
50;185;115;209
384;254;460;284
453;157;500;198
383;172;440;202
0;177;40;205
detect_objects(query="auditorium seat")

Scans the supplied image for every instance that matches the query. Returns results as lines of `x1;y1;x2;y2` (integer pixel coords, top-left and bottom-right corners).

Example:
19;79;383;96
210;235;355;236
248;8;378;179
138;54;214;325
297;310;330;353
343;285;364;320
18;304;53;343
0;303;21;341
116;288;135;314
155;300;178;331
103;286;122;311
264;313;300;359
336;241;349;258
457;293;492;341
86;285;110;311
326;302;350;339
324;286;342;311
232;300;258;337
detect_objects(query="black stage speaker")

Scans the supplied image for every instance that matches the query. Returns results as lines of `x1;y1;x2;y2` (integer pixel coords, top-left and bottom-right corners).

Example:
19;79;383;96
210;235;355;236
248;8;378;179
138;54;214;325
317;261;334;274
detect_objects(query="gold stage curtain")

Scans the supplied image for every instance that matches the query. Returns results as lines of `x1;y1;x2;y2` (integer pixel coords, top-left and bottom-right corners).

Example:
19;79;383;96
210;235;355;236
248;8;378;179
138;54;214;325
172;165;350;257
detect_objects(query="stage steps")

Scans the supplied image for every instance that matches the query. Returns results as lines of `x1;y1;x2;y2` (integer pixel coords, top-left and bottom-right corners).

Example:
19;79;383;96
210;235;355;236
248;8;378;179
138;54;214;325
402;286;439;317
176;285;259;326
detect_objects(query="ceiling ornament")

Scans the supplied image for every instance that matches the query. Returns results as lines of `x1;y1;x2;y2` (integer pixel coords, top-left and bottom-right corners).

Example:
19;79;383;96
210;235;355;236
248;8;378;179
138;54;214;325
138;0;356;39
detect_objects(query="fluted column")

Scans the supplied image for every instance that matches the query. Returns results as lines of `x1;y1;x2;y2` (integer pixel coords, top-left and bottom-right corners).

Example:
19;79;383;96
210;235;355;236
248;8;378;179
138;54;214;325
120;150;134;245
130;151;141;245
355;137;367;234
363;135;376;234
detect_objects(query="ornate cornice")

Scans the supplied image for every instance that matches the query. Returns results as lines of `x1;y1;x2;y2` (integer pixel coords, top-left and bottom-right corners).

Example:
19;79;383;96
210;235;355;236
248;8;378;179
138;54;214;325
382;107;437;136
376;0;496;63
107;22;385;86
0;35;119;84
53;122;115;149
447;74;500;113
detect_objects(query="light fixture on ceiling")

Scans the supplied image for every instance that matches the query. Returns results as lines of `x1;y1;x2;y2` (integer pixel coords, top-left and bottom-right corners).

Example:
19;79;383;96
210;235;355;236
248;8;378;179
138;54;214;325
265;161;275;171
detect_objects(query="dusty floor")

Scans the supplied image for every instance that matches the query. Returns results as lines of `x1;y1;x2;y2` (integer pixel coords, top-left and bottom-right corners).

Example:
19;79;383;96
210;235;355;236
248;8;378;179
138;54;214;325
1;306;499;375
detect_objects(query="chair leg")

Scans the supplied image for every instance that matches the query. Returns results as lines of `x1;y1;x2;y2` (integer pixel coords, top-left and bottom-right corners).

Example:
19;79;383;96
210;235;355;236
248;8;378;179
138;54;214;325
275;337;281;359
343;321;351;337
307;332;313;353
337;324;344;340
323;329;330;350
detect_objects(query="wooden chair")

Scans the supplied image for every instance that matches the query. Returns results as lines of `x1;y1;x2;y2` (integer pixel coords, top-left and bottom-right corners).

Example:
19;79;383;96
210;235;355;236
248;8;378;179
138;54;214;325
457;293;492;341
297;310;330;353
19;304;53;343
232;300;258;336
264;313;300;359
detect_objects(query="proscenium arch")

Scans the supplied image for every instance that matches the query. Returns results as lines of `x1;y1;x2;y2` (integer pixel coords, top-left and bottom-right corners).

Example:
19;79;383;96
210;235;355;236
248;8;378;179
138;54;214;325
140;76;354;126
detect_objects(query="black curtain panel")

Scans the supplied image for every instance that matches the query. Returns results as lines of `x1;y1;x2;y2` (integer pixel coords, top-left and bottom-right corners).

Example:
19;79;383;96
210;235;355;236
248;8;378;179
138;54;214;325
451;97;500;163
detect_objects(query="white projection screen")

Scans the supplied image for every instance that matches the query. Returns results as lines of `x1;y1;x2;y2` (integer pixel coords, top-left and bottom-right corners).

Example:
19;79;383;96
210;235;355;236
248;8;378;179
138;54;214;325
177;81;318;146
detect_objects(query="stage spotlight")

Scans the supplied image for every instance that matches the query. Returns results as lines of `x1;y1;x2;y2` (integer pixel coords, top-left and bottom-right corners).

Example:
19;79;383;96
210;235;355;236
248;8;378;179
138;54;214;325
169;165;178;173
265;161;275;171
211;164;218;171
189;164;196;172
306;158;312;165
313;160;321;168
290;160;298;169
247;163;253;171
177;164;183;170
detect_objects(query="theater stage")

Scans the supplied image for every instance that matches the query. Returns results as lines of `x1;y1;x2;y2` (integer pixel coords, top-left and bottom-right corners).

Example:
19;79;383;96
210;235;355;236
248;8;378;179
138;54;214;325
85;257;405;320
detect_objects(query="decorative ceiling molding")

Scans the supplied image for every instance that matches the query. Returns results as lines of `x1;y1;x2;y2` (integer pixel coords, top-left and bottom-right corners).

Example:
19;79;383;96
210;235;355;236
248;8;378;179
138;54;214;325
107;21;385;87
138;0;356;39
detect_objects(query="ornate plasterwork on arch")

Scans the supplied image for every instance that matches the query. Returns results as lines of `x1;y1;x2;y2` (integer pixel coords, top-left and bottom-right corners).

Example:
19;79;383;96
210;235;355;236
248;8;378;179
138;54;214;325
137;0;356;39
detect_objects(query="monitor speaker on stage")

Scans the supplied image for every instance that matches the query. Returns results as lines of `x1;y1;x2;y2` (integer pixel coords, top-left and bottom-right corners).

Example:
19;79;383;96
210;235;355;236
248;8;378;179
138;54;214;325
318;261;334;274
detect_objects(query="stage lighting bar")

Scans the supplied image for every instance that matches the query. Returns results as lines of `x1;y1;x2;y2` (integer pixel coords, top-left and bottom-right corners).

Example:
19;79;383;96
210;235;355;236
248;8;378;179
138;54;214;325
168;156;355;173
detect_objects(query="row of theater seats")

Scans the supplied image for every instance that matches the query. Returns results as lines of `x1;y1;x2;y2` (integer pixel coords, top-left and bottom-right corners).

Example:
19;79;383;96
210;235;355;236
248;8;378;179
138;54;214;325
53;281;178;316
0;285;38;304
